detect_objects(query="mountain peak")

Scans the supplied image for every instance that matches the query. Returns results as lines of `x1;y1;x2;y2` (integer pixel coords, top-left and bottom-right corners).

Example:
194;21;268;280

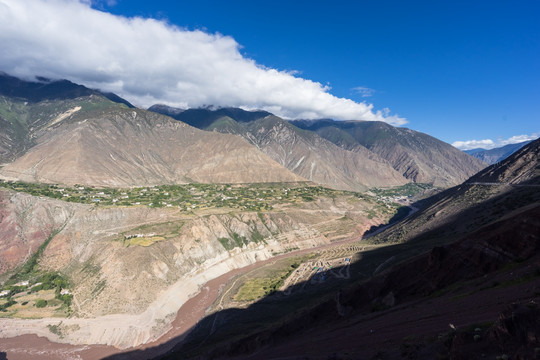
0;73;134;107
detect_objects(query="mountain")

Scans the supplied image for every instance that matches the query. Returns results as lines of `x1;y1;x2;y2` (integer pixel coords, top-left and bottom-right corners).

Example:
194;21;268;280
0;73;134;163
152;139;540;360
0;76;304;186
0;102;302;187
466;138;539;184
148;105;273;128
290;119;487;187
149;105;409;191
0;72;134;107
0;175;397;351
464;140;533;164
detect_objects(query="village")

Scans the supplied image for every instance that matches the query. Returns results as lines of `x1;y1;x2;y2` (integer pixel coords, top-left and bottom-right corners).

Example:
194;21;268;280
0;180;370;212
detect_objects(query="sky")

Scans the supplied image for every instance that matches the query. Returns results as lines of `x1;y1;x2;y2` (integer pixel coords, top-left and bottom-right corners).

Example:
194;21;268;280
0;0;538;149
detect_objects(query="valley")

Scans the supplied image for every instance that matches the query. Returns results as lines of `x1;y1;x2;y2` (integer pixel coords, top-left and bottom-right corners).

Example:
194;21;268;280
0;179;417;355
154;140;540;360
0;75;537;360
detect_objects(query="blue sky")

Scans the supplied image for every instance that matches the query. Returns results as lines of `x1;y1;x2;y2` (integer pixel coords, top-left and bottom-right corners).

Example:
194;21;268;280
1;0;538;149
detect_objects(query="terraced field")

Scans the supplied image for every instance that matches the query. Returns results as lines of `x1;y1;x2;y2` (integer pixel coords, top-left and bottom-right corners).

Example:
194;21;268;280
208;240;377;312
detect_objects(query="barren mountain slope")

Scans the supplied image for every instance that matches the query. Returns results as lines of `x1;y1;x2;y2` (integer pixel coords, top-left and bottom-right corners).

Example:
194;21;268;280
467;137;540;184
369;141;540;246
291;119;487;187
0;74;133;163
149;106;408;191
241;116;408;191
0;190;75;275
0;103;302;187
198;203;539;360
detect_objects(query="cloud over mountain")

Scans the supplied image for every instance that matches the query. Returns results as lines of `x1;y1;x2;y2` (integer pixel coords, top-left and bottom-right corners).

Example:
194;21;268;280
452;133;539;150
0;0;405;124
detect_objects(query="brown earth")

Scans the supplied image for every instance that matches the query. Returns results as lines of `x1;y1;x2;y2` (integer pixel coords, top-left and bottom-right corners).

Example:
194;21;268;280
157;142;540;359
0;226;381;360
290;119;488;187
0;190;75;275
0;187;389;352
0;103;302;187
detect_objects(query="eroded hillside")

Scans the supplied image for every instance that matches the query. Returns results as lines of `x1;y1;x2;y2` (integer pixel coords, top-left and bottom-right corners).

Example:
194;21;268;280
0;183;397;349
155;140;540;360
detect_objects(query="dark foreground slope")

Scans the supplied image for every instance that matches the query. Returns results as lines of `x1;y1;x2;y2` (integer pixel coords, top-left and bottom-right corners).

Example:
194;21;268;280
291;119;487;187
149;105;408;191
151;139;540;360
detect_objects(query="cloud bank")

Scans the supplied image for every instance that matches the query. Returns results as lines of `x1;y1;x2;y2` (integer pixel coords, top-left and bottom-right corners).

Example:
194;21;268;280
452;133;539;150
0;0;406;125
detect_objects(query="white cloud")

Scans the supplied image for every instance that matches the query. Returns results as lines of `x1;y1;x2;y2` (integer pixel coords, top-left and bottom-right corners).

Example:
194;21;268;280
499;134;538;146
0;0;406;125
452;139;495;151
352;86;376;98
453;133;539;150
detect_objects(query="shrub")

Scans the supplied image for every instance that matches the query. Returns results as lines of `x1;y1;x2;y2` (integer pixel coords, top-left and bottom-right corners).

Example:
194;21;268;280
35;299;47;308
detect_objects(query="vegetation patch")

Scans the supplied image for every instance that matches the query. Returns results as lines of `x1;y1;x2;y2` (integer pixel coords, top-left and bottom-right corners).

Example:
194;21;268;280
234;260;300;301
250;227;266;243
35;299;47;308
0;180;376;213
47;323;63;337
0;230;72;316
370;183;434;198
124;236;166;247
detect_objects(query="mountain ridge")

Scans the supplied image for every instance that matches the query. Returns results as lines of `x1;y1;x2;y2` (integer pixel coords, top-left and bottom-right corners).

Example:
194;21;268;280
158;140;540;360
464;140;534;164
290;118;487;187
0;72;134;107
149;104;409;192
0;97;303;186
